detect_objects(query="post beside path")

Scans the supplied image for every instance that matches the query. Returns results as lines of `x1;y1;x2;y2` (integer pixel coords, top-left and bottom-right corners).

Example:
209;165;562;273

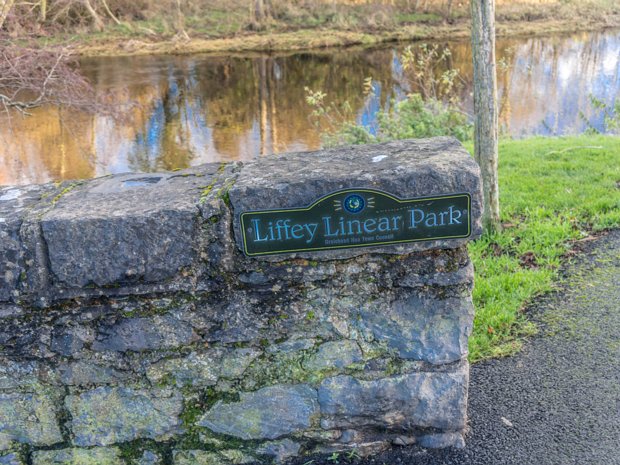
0;138;482;464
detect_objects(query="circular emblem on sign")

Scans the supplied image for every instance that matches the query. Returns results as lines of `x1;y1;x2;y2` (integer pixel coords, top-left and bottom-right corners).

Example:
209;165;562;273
343;194;366;214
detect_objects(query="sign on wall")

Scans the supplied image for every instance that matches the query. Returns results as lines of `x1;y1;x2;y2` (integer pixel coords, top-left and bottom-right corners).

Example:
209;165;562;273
240;188;471;256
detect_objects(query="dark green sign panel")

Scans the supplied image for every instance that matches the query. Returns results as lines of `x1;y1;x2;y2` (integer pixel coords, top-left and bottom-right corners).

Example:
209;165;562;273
240;188;471;256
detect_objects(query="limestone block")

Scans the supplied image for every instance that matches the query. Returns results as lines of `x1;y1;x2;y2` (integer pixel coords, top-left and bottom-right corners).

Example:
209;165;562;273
66;387;183;446
256;438;301;463
0;360;41;391
137;451;163;465
50;325;94;356
58;362;128;387
39;166;223;288
0;392;63;450
173;450;255;465
0;453;24;465
355;292;474;364
229;137;483;260
147;348;261;388
302;340;363;372
0;184;60;301
417;432;466;448
318;367;469;431
92;314;199;352
198;384;319;440
31;447;124;465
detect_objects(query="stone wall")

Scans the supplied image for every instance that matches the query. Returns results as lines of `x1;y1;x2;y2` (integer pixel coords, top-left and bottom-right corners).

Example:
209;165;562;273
0;138;482;465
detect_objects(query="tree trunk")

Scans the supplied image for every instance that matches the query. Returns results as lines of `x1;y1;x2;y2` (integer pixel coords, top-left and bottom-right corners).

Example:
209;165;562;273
471;0;500;231
100;0;122;27
258;57;268;156
252;0;270;25
0;0;15;30
267;58;278;153
446;0;453;18
39;0;47;22
174;0;189;39
82;0;104;31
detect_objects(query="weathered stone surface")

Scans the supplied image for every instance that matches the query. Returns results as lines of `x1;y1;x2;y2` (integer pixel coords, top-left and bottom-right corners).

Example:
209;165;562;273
397;260;474;288
219;348;262;378
417;432;465;449
137;450;162;465
0;360;40;391
198;384;319;440
0;139;482;459
58;362;127;387
173;450;220;465
92;315;199;352
229;138;483;259
173;450;255;465
40;165;227;288
318;368;468;431
0;393;63;450
202;293;264;344
355;293;474;364
0;453;24;465
303;340;363;372
219;450;257;464
66;387;183;446
0;306;22;319
147;348;260;387
301;287;387;341
32;447;124;465
240;345;321;391
0;219;21;303
0;184;61;302
257;438;301;463
51;325;94;356
266;338;316;354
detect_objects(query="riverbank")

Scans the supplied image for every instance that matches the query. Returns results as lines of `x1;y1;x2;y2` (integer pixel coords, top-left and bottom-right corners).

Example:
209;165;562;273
30;3;620;57
72;18;620;57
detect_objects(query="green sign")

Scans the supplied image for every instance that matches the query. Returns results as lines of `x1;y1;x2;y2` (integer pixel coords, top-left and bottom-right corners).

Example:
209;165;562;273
240;188;471;257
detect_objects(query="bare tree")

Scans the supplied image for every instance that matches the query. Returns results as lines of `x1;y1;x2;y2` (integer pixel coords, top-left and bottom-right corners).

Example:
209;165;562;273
0;0;15;29
174;0;189;39
471;0;500;231
100;0;123;27
39;0;47;22
446;0;454;18
251;0;271;27
414;0;429;12
82;0;104;31
0;45;107;116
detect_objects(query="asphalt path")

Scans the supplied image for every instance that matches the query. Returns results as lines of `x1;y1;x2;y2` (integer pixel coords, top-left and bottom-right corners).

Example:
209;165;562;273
292;230;620;465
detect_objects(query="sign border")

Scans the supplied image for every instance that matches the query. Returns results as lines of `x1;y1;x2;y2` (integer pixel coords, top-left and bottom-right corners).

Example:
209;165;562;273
239;188;472;257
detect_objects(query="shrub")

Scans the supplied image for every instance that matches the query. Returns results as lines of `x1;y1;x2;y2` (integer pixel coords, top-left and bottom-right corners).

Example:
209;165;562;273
306;44;472;148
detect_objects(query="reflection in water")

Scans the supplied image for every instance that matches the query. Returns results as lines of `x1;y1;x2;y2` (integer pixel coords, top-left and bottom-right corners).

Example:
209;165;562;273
1;30;619;186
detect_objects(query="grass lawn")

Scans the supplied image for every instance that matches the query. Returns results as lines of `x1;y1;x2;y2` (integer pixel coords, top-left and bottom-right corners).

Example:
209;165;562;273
465;136;620;361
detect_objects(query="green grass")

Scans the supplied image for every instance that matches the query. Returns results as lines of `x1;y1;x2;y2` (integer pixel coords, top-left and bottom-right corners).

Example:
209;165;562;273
465;136;620;361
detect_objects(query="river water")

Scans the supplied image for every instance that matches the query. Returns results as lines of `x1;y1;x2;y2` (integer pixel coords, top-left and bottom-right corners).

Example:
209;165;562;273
1;29;619;186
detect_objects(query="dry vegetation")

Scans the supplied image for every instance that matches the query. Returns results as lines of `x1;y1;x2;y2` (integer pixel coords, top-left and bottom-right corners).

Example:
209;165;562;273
0;0;619;55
